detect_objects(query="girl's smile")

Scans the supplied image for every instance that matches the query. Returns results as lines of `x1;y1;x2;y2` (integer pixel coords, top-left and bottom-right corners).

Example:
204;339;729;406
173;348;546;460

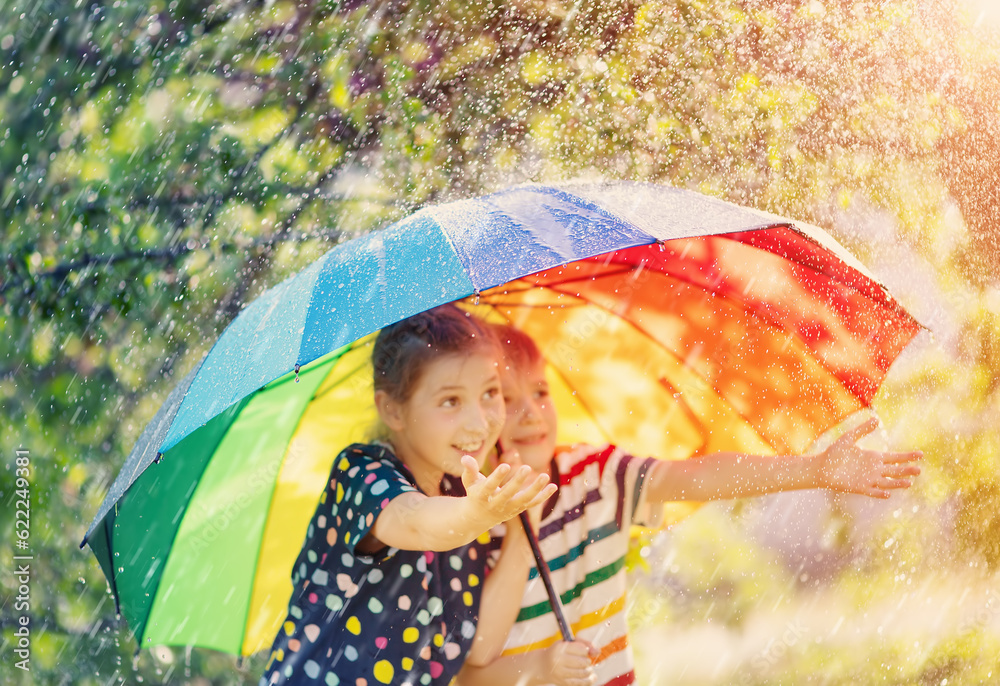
377;350;505;494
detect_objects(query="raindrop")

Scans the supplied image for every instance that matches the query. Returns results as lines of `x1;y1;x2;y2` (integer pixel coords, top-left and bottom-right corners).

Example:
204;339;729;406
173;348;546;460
294;363;301;382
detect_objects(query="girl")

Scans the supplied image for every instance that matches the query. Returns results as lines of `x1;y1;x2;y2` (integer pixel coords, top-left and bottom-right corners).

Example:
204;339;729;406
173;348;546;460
259;305;557;686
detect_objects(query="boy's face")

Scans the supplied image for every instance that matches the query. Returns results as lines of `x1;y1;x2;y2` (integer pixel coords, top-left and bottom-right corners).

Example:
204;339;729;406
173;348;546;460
498;357;558;472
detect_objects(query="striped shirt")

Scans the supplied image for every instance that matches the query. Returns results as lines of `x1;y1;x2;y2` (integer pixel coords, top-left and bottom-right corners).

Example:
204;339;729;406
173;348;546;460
498;444;660;686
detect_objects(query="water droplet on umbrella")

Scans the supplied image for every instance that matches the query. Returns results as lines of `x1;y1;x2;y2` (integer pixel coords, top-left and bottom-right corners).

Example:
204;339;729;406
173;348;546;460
295;364;301;382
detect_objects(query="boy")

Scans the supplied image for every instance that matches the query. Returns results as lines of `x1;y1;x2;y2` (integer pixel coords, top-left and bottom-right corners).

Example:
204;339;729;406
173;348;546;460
459;325;922;686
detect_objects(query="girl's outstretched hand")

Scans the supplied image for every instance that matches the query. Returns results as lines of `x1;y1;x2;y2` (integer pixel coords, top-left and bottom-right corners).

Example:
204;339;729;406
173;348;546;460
539;640;598;686
818;418;922;498
460;455;556;526
496;440;545;533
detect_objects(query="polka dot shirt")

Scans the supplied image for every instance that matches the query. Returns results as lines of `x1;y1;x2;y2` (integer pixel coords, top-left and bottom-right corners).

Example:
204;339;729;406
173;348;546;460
259;443;492;686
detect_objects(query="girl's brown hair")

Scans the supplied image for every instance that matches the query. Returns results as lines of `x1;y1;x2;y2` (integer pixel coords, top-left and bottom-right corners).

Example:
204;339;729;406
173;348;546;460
372;304;498;402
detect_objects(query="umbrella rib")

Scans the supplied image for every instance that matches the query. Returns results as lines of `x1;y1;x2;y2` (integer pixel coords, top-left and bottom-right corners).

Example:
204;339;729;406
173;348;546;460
486;262;862;451
104;515;123;620
536;243;907;399
713;231;925;348
534;280;785;453
563;255;871;413
482;296;724;446
475;298;709;442
482;295;728;455
501;256;860;402
496;267;638;295
492;261;847;380
692;235;922;388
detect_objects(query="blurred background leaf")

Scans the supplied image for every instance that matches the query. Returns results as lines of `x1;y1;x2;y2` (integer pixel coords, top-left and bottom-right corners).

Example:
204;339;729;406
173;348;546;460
2;0;999;683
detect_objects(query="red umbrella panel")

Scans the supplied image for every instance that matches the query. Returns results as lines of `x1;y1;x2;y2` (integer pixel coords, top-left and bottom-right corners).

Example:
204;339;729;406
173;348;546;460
465;225;920;526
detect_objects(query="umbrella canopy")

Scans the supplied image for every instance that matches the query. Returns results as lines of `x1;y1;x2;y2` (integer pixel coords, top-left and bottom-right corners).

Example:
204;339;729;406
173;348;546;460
82;181;921;656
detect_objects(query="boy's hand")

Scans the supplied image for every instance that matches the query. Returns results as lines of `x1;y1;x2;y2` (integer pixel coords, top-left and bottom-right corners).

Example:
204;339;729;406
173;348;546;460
818;418;922;498
540;640;598;686
460;455;556;527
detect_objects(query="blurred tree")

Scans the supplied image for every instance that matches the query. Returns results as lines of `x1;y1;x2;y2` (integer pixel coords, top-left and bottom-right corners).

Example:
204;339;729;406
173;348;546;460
2;0;999;683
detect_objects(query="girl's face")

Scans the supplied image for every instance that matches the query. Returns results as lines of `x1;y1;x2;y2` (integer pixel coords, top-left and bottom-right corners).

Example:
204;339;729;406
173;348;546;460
498;357;558;472
377;350;504;491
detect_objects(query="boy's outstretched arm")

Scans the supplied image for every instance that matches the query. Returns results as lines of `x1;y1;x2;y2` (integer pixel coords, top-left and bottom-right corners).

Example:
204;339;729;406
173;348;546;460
644;418;922;504
362;457;556;553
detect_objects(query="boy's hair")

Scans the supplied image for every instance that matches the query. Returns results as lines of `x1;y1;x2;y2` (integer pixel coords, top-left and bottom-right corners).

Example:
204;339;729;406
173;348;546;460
490;323;543;373
372;304;498;402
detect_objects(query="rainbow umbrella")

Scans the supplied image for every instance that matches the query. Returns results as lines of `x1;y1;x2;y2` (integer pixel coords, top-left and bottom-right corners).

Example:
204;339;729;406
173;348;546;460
81;181;921;656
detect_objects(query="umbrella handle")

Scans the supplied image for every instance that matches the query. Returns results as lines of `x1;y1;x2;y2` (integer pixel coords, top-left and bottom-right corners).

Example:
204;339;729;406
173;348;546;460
518;511;574;642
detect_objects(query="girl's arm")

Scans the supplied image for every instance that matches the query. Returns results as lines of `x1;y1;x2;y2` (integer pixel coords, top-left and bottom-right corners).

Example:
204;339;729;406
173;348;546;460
644;418;922;504
464;515;534;666
361;457;557;553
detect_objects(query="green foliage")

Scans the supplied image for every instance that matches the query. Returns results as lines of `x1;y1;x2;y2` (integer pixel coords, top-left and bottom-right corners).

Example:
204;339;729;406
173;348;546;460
732;628;1000;686
2;0;1000;682
631;503;793;630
